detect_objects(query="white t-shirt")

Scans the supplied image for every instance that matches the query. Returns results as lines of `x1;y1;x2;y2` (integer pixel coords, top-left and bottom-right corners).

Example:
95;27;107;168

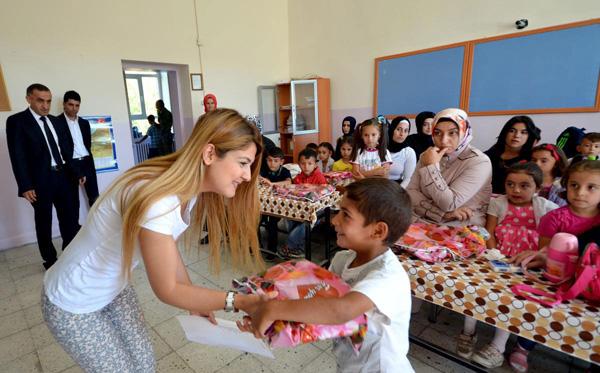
43;184;196;314
388;147;417;188
352;148;393;172
329;249;414;373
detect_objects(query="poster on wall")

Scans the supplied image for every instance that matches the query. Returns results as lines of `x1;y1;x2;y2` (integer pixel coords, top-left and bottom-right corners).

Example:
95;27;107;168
83;115;118;173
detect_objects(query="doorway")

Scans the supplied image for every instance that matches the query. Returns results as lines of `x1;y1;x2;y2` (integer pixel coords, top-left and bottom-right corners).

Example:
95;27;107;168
122;61;193;165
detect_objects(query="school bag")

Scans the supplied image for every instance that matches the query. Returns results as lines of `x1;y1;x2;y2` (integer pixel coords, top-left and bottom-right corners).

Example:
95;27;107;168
511;243;600;307
556;126;586;158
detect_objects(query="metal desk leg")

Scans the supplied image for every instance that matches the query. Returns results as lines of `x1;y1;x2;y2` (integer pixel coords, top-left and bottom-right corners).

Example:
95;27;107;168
304;221;311;261
324;208;331;261
428;304;440;323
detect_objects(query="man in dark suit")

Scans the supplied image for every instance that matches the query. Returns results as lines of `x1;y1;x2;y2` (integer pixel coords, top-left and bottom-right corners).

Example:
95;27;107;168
55;90;99;207
6;84;81;269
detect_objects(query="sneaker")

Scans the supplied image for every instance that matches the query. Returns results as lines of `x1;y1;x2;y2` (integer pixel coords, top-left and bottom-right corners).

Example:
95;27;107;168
508;345;529;373
277;245;305;259
472;343;505;368
456;332;477;359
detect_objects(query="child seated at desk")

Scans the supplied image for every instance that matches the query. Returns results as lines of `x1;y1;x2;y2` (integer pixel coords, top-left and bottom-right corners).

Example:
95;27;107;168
332;136;353;172
259;147;292;259
278;148;327;259
244;178;414;372
570;132;600;164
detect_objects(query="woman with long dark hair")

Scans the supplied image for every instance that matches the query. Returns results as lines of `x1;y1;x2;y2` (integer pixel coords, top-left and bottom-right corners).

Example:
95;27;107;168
484;116;539;194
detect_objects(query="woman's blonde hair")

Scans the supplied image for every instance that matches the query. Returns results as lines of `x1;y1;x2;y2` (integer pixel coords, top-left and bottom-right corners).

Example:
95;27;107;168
95;108;264;279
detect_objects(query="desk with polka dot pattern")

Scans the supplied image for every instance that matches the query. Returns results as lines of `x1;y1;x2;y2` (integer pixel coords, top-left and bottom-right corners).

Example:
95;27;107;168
398;253;600;364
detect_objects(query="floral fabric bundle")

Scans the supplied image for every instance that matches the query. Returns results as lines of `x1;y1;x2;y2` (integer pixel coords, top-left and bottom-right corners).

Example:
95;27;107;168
272;184;335;202
323;171;353;185
233;260;367;350
393;222;489;262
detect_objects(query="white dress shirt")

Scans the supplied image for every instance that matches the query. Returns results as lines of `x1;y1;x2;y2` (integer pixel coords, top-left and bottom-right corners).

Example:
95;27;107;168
64;114;90;159
29;108;64;166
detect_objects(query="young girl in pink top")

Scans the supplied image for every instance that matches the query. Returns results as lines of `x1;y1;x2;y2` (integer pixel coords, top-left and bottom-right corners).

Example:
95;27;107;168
508;160;600;372
458;162;558;368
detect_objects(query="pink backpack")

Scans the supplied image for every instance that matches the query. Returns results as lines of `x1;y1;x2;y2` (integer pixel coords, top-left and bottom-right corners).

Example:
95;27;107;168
512;243;600;307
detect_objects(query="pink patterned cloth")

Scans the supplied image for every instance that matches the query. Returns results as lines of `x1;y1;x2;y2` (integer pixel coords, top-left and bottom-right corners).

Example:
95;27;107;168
272;184;335;202
233;260;367;350
495;203;539;257
392;222;489;262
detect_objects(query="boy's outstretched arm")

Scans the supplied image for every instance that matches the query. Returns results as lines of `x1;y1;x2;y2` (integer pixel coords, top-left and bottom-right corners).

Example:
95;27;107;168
245;291;374;337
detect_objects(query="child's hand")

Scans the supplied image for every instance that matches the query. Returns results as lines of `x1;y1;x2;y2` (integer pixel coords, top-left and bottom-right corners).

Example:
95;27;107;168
259;177;272;187
507;249;546;268
236;293;276;338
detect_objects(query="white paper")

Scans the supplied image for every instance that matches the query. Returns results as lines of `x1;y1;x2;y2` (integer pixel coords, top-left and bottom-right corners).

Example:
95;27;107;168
176;315;275;359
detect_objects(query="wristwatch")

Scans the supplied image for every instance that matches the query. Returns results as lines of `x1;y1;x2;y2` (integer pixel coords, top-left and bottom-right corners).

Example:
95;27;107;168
224;290;238;312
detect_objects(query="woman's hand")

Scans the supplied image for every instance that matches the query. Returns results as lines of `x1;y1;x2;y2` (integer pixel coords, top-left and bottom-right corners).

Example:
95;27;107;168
420;146;449;166
443;206;473;222
190;310;217;325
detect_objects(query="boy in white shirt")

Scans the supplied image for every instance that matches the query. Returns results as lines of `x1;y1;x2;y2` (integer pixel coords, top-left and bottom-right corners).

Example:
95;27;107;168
245;178;414;372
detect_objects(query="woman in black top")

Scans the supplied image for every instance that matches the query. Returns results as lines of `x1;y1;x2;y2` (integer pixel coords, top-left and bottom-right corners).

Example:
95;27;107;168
405;111;434;160
484;115;539;194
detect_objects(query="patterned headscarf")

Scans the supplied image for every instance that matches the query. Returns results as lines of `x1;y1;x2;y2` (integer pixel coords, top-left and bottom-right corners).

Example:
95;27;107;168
432;108;472;161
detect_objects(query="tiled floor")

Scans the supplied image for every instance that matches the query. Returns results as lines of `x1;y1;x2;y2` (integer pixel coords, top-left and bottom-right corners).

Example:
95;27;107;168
0;238;592;372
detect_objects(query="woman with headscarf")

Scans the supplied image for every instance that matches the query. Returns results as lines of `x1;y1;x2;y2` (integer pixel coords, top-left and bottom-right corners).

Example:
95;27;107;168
405;111;435;160
203;94;217;113
388;116;417;188
334;116;356;160
484;116;538;194
406;108;492;226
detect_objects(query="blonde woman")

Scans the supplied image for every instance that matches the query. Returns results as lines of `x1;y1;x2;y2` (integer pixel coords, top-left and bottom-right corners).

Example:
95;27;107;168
42;109;265;372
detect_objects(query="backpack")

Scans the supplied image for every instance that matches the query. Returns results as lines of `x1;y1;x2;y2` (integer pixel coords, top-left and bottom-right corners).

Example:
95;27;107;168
556;126;586;158
511;243;600;307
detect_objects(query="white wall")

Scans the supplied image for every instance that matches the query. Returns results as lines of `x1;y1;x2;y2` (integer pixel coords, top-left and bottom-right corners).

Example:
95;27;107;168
0;0;289;249
287;0;600;149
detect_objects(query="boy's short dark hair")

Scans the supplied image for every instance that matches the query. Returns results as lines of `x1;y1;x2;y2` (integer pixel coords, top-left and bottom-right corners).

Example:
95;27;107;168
344;178;412;246
583;132;600;143
268;146;285;159
298;148;318;161
306;143;318;150
63;90;81;103
506;161;543;188
147;115;155;121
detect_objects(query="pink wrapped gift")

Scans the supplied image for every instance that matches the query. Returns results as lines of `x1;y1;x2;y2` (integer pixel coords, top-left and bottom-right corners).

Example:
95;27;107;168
233;260;367;350
323;171;353;185
272;184;335;202
393;222;489;262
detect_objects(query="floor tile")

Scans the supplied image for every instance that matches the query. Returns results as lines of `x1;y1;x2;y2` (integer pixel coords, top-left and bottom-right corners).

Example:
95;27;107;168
0;280;17;301
60;365;84;373
254;343;322;373
0;329;35;365
301;351;336;373
9;262;45;281
157;352;194;373
4;244;39;261
216;353;272;373
7;253;44;271
2;351;42;373
30;322;56;350
154;317;189;351
37;343;76;373
0;294;23;318
0;310;28;338
176;342;242;372
408;343;472;373
149;328;173;360
23;304;44;328
15;272;44;294
17;287;42;309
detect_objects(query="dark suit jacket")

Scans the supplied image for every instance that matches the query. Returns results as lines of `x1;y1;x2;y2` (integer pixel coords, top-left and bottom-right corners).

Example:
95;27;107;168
55;113;95;161
6;109;75;197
